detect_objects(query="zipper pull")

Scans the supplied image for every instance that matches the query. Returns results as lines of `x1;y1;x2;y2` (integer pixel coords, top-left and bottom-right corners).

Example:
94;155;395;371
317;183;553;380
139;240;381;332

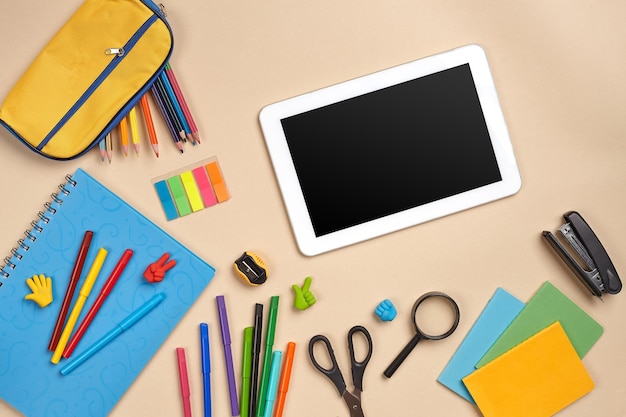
159;3;167;17
104;47;125;57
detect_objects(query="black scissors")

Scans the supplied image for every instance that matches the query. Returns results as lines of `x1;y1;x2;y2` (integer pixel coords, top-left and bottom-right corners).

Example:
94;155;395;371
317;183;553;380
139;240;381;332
308;325;373;417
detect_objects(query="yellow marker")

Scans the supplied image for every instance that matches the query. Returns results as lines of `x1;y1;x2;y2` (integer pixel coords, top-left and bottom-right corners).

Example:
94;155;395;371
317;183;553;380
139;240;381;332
128;106;141;156
180;171;204;212
51;247;108;364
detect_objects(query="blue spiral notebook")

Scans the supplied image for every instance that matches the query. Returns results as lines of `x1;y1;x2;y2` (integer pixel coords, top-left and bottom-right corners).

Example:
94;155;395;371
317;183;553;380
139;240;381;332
0;168;215;417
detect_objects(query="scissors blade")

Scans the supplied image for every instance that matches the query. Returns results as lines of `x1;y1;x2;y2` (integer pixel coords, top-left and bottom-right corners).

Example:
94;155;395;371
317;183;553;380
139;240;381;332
342;390;365;417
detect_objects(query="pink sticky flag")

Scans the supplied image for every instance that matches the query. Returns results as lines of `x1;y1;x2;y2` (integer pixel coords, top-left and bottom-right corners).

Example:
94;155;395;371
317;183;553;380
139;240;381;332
192;166;217;207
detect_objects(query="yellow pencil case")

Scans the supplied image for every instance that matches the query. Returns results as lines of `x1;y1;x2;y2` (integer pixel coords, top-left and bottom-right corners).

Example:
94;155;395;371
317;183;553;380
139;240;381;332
0;0;173;160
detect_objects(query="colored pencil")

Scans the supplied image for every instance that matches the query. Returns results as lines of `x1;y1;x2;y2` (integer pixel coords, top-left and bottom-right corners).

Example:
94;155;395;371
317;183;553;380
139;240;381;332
98;138;106;161
128;106;141;156
165;63;201;144
140;94;159;157
159;71;193;143
105;132;113;164
119;116;130;157
154;77;186;142
150;85;184;153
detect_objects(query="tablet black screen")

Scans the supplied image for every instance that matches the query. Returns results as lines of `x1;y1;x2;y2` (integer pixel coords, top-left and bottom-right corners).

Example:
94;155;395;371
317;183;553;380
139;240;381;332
280;63;502;237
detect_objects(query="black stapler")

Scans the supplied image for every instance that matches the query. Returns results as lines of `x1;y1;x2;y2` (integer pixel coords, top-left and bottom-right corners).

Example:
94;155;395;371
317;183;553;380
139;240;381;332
543;211;622;298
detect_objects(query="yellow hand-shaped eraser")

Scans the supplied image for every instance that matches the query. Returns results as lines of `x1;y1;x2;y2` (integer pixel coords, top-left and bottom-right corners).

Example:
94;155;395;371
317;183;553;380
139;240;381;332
25;274;53;308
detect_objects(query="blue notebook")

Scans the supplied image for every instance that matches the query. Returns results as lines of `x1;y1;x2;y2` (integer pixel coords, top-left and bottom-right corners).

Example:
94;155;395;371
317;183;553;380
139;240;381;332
0;168;215;417
437;288;525;403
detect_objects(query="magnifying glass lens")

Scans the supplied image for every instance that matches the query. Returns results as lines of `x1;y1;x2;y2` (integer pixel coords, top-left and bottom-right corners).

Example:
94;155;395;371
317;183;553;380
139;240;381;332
414;295;459;337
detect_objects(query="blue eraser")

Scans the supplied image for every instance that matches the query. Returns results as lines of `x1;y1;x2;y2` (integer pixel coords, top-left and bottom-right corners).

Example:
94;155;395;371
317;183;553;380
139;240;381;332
437;288;525;403
375;299;397;322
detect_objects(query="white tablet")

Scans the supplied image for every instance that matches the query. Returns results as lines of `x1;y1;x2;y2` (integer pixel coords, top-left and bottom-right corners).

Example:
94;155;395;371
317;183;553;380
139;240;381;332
260;44;521;256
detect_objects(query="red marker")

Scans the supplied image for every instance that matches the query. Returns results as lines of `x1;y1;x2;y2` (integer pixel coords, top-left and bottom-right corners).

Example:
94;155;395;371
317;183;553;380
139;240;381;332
63;249;133;358
177;347;193;417
48;230;94;351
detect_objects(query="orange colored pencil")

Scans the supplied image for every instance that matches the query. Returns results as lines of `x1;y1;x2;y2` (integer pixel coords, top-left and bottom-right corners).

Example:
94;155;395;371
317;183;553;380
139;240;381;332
140;94;159;157
119;116;129;157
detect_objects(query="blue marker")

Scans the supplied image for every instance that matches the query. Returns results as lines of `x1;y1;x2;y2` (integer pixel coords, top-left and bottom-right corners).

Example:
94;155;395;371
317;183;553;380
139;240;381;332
201;323;212;417
60;293;166;375
262;350;283;417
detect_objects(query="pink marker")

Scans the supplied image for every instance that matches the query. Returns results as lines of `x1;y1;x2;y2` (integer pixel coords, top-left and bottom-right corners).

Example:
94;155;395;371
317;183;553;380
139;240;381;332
177;347;193;417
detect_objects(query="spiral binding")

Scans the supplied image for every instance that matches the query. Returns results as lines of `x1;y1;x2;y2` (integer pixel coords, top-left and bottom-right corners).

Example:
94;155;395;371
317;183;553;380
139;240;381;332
0;174;76;286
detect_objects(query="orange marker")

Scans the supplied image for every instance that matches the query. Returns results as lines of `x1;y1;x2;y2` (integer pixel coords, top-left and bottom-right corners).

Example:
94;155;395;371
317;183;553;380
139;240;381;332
273;342;295;417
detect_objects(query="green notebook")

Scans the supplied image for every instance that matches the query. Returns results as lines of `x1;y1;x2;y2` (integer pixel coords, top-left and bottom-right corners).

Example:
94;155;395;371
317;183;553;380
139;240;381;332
476;281;603;368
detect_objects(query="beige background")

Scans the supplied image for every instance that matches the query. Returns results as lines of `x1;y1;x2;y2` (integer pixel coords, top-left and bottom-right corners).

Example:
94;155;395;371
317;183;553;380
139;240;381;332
1;1;626;416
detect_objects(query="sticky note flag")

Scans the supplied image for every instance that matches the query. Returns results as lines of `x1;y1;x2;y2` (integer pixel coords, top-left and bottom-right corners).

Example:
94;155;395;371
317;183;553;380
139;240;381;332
437;288;525;403
167;175;192;217
205;161;229;202
463;322;594;417
476;281;603;368
152;157;228;221
154;180;179;220
180;171;205;212
192;166;218;207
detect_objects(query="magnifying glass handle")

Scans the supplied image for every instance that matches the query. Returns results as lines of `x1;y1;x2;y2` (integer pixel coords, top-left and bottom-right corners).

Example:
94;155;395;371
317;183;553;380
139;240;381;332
383;333;422;378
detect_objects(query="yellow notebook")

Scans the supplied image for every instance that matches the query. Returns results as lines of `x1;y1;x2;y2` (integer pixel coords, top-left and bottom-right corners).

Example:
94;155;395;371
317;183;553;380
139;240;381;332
463;322;594;417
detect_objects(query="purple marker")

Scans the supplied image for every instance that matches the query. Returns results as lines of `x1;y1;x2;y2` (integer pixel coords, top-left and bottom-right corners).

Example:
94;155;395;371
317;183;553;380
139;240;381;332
217;295;240;416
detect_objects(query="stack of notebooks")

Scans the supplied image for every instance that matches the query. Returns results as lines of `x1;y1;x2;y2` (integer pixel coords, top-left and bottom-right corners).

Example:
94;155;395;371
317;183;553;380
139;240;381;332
437;282;602;417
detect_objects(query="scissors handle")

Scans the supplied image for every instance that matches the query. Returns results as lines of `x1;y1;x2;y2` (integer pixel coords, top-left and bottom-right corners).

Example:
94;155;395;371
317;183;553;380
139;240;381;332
347;325;373;392
308;335;346;396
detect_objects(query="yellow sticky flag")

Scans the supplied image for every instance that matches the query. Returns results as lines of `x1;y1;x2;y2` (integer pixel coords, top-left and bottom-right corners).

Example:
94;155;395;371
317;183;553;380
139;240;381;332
180;171;204;212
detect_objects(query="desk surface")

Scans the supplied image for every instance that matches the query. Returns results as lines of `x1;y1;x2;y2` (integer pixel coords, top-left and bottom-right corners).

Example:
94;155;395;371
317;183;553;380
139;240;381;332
1;1;625;416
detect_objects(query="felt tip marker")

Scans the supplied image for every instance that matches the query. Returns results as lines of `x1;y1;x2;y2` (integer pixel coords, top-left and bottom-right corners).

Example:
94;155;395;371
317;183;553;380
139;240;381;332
262;350;282;417
200;323;212;417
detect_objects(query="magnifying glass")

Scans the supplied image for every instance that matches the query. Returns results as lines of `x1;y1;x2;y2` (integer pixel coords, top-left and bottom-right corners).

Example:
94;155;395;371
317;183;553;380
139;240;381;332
383;291;460;378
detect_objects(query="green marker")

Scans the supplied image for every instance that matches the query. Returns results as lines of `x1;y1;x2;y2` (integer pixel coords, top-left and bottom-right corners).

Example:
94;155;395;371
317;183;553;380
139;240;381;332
256;295;279;417
241;327;254;417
